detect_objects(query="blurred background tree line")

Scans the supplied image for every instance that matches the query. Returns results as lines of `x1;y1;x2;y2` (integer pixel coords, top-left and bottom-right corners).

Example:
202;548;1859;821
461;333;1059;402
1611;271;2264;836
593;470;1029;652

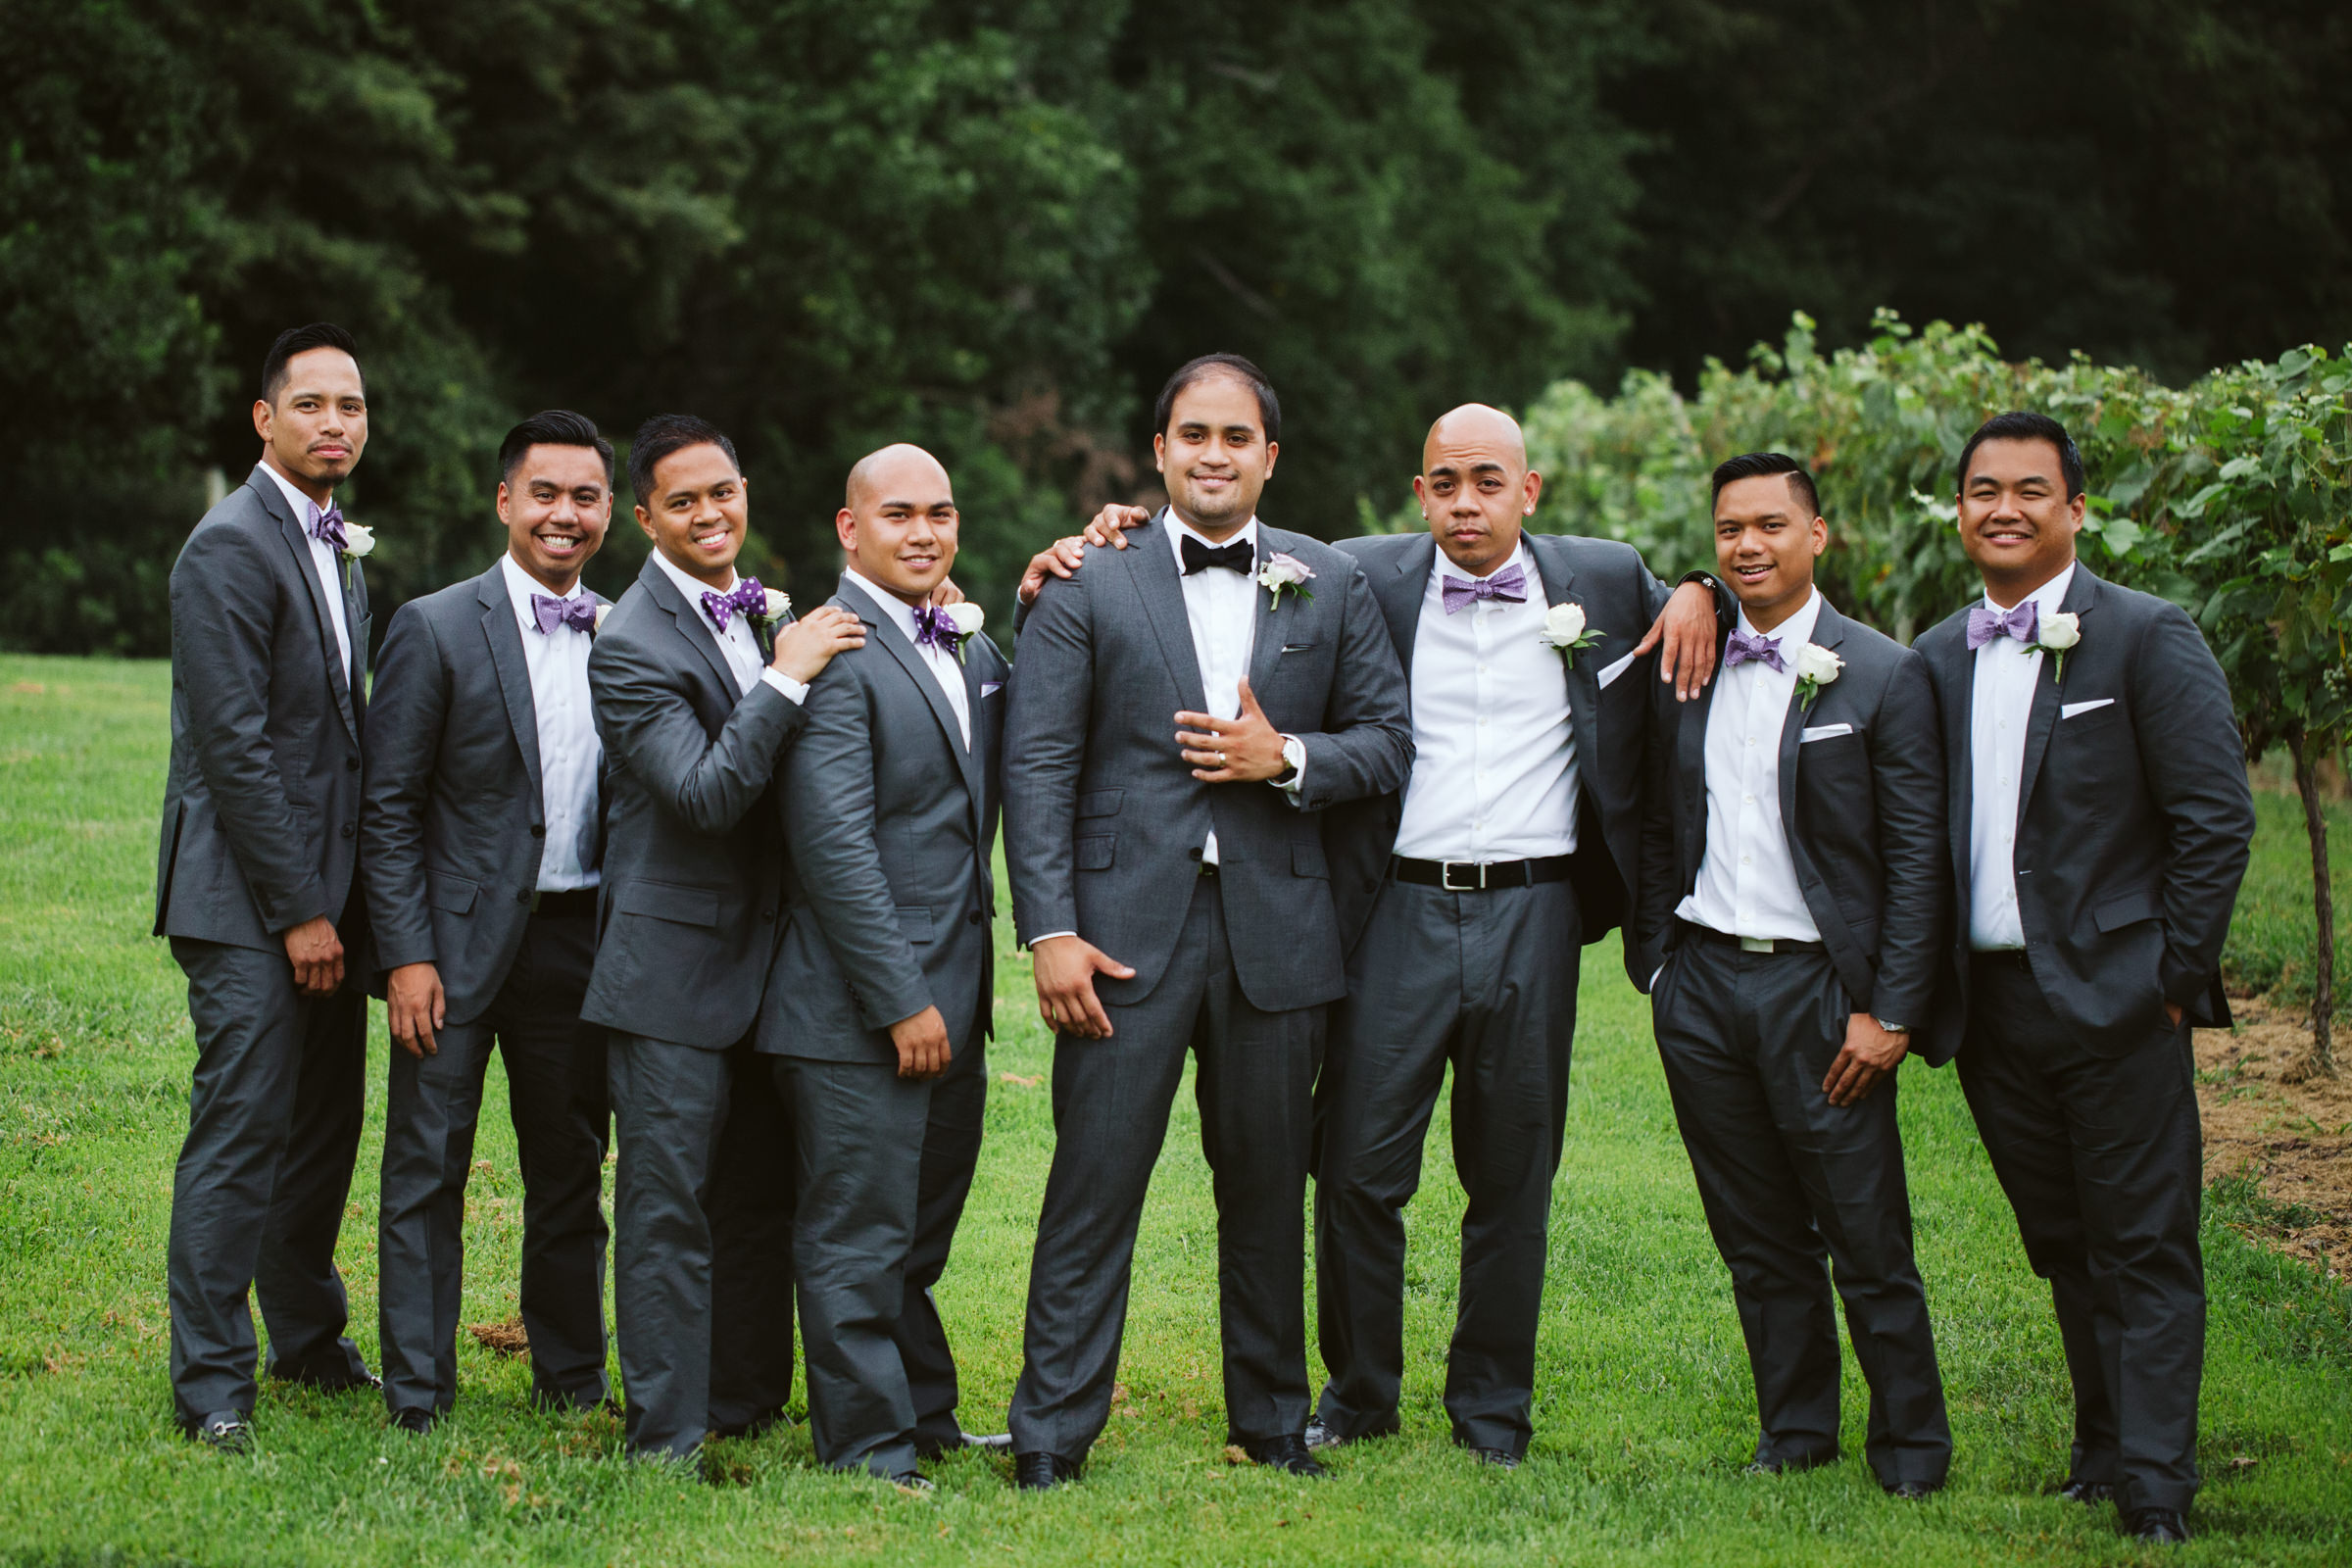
5;0;2347;651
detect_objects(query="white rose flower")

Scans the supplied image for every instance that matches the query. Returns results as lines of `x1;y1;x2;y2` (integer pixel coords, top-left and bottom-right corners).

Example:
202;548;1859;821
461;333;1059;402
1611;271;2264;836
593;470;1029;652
1539;602;1587;648
1257;552;1313;589
945;600;986;637
2037;610;2081;650
340;520;375;559
762;588;791;620
1792;643;1844;684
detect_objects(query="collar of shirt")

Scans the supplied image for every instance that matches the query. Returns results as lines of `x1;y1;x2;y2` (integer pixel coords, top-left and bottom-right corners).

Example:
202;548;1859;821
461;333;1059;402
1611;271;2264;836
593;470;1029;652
1982;559;2077;620
256;460;326;531
1733;586;1823;665
499;552;590;638
1426;539;1536;608
842;567;933;647
1165;510;1260;572
648;547;740;622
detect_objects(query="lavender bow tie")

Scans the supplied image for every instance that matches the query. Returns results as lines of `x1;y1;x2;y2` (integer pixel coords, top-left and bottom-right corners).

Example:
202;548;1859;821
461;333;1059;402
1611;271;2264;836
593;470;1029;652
911;604;957;651
305;500;346;553
700;577;768;631
1442;563;1529;614
1966;600;2040;650
532;593;596;635
1724;627;1785;673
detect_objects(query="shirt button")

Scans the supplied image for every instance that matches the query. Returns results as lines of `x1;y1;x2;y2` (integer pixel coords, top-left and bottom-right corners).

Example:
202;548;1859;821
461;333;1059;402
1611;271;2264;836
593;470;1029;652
1746;737;1757;747
1478;715;1489;726
1740;855;1752;865
1743;794;1755;804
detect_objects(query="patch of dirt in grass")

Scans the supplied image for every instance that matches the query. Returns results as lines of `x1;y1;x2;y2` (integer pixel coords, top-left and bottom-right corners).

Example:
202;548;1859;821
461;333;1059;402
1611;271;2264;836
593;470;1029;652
2197;997;2352;1280
467;1314;530;1358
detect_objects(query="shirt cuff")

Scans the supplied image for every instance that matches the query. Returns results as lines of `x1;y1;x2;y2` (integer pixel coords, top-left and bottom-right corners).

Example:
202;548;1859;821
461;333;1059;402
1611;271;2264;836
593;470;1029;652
1649;966;1665;994
759;667;808;704
1273;734;1306;803
1029;931;1078;945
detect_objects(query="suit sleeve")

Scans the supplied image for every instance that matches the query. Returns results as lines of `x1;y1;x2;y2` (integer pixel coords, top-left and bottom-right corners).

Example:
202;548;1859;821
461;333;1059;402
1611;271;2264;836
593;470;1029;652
172;522;329;933
1293;559;1414;810
588;619;808;838
358;603;447;970
1003;571;1095;945
781;662;936;1028
1632;670;1683;986
1863;651;1948;1023
2132;603;2257;1005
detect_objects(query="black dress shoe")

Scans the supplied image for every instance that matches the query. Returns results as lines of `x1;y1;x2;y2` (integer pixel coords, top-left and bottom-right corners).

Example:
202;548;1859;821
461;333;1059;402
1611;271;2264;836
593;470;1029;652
388;1407;435;1435
1467;1446;1521;1471
890;1473;935;1494
1303;1419;1341;1450
279;1368;381;1395
2127;1508;2191;1544
1014;1450;1082;1491
1241;1434;1328;1478
187;1411;252;1452
2057;1478;2117;1505
1885;1479;1940;1500
1745;1447;1838;1477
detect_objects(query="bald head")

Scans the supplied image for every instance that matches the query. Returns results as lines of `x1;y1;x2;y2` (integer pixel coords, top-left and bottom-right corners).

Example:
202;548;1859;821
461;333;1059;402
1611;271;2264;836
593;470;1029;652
846;442;952;514
1414;404;1543;575
836;443;958;605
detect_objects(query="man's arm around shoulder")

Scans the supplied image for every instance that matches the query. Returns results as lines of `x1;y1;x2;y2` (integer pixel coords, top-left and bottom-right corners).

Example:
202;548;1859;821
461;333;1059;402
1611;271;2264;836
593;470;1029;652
1291;556;1413;811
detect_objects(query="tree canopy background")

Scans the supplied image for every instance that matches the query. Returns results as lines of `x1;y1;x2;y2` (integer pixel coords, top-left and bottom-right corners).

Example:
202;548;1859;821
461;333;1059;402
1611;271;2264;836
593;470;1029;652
4;0;2346;652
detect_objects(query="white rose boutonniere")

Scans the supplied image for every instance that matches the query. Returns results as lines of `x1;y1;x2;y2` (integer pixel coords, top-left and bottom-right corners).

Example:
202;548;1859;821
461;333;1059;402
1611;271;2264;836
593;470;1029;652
945;599;986;662
1255;551;1316;610
1792;642;1844;712
760;587;791;623
2030;610;2081;679
1537;602;1605;665
339;520;375;559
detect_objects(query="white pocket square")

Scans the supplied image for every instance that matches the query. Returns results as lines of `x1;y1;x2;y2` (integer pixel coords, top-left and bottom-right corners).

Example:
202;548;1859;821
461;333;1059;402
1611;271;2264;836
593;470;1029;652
981;680;1004;698
1799;723;1853;743
1596;651;1637;690
2061;699;2114;718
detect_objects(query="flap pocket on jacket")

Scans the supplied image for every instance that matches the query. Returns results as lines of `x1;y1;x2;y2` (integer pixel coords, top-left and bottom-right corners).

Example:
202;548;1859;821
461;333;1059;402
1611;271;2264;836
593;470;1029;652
1076;835;1115;871
2093;888;2161;932
614;880;721;928
426;874;479;915
1076;790;1125;819
1292;843;1330;879
896;905;935;944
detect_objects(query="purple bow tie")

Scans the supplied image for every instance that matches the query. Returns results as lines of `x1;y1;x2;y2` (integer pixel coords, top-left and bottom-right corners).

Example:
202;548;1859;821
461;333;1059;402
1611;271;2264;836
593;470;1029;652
305;500;346;553
532;593;597;635
1442;563;1529;614
911;603;957;651
1724;627;1785;673
1966;600;2040;650
700;577;768;631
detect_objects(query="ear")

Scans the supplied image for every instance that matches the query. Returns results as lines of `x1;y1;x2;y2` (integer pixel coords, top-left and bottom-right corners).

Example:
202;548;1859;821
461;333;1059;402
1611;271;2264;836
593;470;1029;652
495;481;513;528
834;508;858;552
635;505;657;541
1523;468;1544;515
252;398;272;442
1152;431;1167;475
1263;439;1279;478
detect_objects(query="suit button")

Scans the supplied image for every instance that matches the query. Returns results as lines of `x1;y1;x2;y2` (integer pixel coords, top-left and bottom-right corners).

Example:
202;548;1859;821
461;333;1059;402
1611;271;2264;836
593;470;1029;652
762;908;775;922
1188;846;1202;860
530;824;546;839
345;758;359;772
515;890;532;906
340;822;355;839
967;910;982;925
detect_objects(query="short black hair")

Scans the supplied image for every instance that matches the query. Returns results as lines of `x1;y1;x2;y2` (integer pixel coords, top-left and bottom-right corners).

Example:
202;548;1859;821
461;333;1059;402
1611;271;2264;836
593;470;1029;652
1153;353;1281;445
1956;411;2085;500
628;414;740;507
260;322;362;406
500;410;613;489
1710;450;1820;517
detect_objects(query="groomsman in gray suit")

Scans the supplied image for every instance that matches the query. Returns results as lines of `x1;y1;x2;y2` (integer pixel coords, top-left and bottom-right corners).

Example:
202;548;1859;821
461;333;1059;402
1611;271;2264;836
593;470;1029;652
1635;453;1952;1497
585;415;865;1462
155;322;379;1448
1003;354;1414;1487
363;411;620;1430
1915;413;2253;1544
761;445;1008;1484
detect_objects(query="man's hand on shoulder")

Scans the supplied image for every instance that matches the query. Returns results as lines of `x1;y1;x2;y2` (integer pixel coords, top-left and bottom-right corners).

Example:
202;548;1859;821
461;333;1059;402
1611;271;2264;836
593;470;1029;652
1632;578;1720;703
1016;504;1152;607
1030;935;1137;1039
770;604;865;684
283;915;345;998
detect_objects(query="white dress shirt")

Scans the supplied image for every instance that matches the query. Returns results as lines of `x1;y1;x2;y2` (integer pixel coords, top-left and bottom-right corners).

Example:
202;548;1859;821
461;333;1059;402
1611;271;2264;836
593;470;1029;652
1164;512;1303;865
257;461;353;681
843;568;969;748
1968;560;2077;951
498;554;603;891
648;549;808;704
1393;541;1579;862
1677;589;1824;943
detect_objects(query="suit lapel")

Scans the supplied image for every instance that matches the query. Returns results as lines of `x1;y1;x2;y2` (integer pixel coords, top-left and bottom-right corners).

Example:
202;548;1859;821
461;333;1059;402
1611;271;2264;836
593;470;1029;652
2015;565;2099;824
477;564;545;798
640;557;744;706
1929;615;1979;896
837;578;986;830
1778;599;1846;844
1677;641;1719;881
1530;538;1602;804
1132;513;1211;715
259;474;361;746
1375;534;1433;675
1245;527;1297;698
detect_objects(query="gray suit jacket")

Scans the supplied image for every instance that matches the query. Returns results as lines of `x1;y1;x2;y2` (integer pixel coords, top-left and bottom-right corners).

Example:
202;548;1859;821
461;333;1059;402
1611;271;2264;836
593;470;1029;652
1635;599;1954;1062
1915;564;2254;1056
1319;530;1678;983
360;562;609;1024
1004;513;1413;1011
761;575;1009;1063
580;555;808;1050
155;465;371;952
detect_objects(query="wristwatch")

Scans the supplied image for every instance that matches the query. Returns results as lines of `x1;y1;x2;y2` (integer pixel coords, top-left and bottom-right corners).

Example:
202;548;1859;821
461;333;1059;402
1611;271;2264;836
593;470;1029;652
1271;734;1304;788
1874;1017;1909;1035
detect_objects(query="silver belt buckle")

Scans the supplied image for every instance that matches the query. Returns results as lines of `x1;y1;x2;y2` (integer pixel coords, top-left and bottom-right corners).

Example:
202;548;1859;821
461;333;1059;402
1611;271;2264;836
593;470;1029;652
1740;935;1774;954
1441;859;1486;892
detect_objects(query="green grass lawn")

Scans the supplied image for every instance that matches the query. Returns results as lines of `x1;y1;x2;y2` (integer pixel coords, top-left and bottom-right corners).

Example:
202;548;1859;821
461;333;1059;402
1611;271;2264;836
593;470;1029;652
1;652;2346;1566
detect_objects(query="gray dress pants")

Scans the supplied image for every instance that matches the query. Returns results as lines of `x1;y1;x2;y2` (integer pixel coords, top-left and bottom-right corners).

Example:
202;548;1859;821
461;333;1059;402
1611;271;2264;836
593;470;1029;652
376;908;610;1419
1010;874;1321;1462
897;1029;988;1456
1312;875;1580;1458
1958;950;2204;1515
167;935;370;1426
1651;935;1951;1489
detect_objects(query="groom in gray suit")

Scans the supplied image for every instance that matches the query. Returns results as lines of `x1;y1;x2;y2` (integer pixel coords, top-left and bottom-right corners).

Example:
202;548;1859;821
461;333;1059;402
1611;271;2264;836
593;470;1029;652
363;411;620;1430
761;444;1008;1484
1003;354;1414;1486
586;415;865;1461
155;322;379;1448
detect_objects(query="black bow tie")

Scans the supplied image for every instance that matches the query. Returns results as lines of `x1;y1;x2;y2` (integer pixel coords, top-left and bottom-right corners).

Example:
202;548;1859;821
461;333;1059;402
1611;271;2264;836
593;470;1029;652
1181;536;1255;576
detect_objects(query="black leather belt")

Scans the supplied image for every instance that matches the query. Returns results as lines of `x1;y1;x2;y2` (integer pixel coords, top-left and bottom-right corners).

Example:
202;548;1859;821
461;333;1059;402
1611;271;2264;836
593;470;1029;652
1391;855;1573;893
531;888;599;919
1682;919;1823;956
